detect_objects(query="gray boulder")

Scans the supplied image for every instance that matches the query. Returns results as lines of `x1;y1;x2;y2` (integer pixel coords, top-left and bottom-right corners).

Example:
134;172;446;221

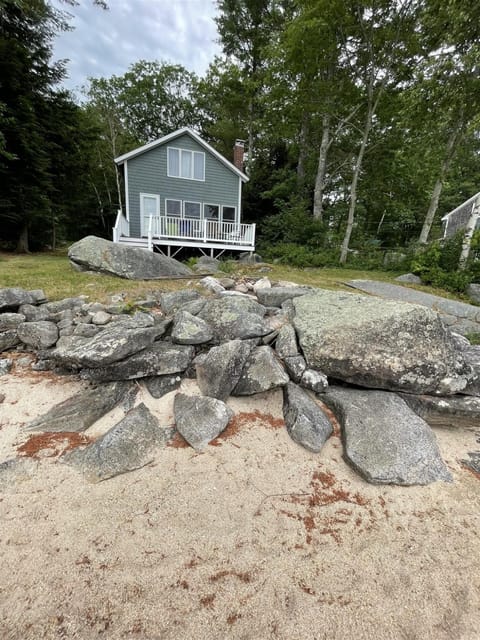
462;344;480;396
159;289;201;315
322;387;452;485
46;297;85;314
0;313;25;332
192;256;222;273
275;323;299;359
17;321;59;349
68;235;192;279
399;393;480;430
25;381;131;433
0;288;35;312
18;303;50;322
81;342;194;381
173;393;233;450
300;369;328;394
283;382;333;452
293;290;472;395
232;346;289;395
256;286;310;308
283;355;307;383
199;276;225;294
64;403;173;482
462;452;480;476
0;330;20;352
196;339;254;401
395;273;422;284
467;283;480;305
0;359;13;376
198;296;268;342
144;374;182;398
50;322;164;368
171;311;213;345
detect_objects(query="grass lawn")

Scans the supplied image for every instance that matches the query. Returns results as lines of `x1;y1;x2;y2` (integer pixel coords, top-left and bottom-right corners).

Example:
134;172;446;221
0;249;469;304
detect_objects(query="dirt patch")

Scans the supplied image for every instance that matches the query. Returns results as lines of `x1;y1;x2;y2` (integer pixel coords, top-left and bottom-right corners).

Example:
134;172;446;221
17;432;91;458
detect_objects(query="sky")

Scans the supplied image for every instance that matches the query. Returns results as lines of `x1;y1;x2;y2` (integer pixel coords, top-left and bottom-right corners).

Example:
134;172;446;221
52;0;222;97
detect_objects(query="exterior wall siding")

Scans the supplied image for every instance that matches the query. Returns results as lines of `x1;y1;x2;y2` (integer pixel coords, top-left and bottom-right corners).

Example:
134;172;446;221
127;133;240;237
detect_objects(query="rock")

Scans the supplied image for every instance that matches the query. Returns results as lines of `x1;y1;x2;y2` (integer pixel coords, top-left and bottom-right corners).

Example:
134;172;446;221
92;311;111;325
0;330;20;352
144;375;182;398
253;277;271;293
235;283;249;294
399;393;480;430
0;458;39;492
68;235;192;279
395;273;422;285
256;286;310;308
73;324;101;338
173;393;233;451
300;369;328;394
198;296;268;343
25;382;132;433
17;321;59;349
196;339;254;401
81;342;194;381
467;283;480;305
29;289;47;304
0;393;5;403
178;298;207;316
283;355;307;383
171;311;213;345
462;452;480;475
275;324;299;359
46;297;85;314
50;322;164;368
193;256;221;273
0;359;13;376
64;403;173;482
219;277;235;289
199;276;225;294
0;313;26;332
293;290;472;395
283;382;333;452
322;387;452;485
159;290;201;315
0;288;35;312
232;346;289;396
462;344;480;396
238;252;263;264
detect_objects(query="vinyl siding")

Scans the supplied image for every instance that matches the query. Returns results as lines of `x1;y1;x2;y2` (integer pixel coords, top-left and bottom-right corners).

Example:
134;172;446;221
127;133;240;237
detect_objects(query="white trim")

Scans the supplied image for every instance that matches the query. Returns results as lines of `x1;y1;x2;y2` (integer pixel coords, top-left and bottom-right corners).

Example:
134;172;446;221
140;193;160;236
124;161;130;222
221;205;236;224
114;127;249;183
441;191;480;221
237;176;242;224
183;200;202;219
167;146;205;182
165;198;182;218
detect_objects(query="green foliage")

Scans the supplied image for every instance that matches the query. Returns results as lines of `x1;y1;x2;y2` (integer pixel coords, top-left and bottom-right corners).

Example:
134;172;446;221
466;333;480;345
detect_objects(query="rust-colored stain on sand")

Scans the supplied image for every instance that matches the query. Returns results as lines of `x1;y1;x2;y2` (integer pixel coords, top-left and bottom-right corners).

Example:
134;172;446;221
17;432;91;458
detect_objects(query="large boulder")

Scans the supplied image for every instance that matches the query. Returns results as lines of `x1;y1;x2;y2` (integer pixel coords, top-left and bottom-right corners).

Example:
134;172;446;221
293;290;472;395
232;346;289;395
68;236;192;279
25;382;132;433
17;321;59;349
198;296;269;343
64;403;173;482
173;393;233;450
171;311;213;345
256;286;310;308
322;387;452;486
283;382;332;452
195;339;254;401
0;288;35;312
399;393;480;430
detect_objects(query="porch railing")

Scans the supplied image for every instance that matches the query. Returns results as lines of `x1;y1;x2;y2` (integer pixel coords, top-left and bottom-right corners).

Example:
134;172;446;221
149;216;255;247
113;209;130;242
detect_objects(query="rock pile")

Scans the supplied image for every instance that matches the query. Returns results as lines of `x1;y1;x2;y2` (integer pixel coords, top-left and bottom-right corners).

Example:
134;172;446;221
1;279;479;487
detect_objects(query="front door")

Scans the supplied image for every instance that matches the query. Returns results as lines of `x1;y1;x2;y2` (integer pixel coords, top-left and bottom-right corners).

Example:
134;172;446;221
140;194;160;236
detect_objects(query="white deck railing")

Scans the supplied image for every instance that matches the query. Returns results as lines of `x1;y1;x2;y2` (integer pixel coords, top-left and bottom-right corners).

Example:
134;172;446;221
149;216;255;247
113;209;130;242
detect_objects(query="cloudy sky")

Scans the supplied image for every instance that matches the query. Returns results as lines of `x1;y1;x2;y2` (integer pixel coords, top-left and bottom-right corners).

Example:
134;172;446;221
52;0;222;96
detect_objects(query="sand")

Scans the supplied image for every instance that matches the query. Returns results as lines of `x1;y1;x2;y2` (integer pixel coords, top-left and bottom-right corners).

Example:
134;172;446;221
0;353;479;640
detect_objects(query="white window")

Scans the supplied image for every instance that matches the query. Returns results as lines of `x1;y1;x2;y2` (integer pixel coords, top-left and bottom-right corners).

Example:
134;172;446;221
222;206;236;222
167;147;205;181
204;204;219;220
184;201;201;219
165;199;181;217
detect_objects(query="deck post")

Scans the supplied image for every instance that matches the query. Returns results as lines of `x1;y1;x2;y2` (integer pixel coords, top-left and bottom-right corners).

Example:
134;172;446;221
203;219;207;243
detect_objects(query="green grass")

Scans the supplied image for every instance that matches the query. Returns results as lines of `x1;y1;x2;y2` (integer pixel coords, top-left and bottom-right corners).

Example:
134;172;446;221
0;250;472;304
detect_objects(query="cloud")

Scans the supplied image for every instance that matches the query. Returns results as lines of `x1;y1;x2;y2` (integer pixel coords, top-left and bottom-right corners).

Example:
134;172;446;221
51;0;221;96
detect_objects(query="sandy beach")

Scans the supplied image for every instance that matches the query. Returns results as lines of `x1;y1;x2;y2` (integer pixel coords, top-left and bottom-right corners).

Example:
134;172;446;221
0;353;479;639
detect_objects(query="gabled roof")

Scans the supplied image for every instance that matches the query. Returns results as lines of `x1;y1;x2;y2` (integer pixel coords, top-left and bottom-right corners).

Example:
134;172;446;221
441;191;480;221
114;127;249;183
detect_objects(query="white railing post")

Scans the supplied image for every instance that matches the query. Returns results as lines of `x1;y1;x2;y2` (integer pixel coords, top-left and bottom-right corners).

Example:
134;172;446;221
147;215;153;251
251;223;256;246
203;219;207;242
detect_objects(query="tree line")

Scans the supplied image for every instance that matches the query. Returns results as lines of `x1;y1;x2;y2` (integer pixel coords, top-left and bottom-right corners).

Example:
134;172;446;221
1;0;479;263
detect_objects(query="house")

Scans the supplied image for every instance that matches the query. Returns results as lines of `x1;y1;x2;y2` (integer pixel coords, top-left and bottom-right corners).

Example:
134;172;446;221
441;192;480;239
112;127;255;258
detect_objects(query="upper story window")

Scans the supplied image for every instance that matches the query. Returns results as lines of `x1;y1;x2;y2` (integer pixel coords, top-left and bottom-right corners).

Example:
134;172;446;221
167;147;205;181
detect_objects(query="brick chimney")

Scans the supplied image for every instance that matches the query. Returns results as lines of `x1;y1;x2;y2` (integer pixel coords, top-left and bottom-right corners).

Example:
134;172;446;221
233;139;245;172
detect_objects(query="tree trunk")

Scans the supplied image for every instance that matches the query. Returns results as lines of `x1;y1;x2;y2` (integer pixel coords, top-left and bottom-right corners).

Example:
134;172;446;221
16;223;29;253
418;128;459;244
297;112;309;192
458;196;480;271
313;114;331;221
339;110;372;264
247;97;255;175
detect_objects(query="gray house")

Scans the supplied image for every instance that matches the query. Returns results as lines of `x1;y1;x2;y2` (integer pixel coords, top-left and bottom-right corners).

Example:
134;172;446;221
441;192;480;239
113;128;255;257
